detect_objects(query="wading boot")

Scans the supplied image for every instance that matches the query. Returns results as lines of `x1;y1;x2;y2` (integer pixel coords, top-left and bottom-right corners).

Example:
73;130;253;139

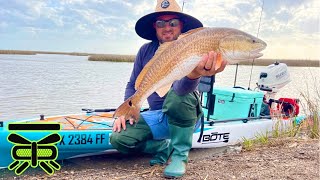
164;124;194;178
143;139;172;166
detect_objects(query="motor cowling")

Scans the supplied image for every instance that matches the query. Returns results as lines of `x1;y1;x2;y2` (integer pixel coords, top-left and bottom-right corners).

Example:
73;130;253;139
257;62;291;93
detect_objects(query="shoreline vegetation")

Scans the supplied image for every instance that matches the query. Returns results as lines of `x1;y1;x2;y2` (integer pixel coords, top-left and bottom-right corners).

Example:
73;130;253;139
0;50;319;67
0;50;90;56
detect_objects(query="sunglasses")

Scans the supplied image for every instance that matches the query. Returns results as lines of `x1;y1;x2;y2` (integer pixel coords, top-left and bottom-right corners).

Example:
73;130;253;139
155;18;181;28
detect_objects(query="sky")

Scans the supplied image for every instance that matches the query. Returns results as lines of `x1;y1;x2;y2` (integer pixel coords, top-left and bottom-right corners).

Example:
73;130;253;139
0;0;319;60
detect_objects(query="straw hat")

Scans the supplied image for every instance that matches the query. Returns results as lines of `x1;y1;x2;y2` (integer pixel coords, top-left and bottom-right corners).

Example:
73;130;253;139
135;0;203;40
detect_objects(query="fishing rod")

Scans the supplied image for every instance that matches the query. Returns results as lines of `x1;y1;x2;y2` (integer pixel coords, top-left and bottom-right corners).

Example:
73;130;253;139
81;108;149;113
247;0;264;90
181;0;186;12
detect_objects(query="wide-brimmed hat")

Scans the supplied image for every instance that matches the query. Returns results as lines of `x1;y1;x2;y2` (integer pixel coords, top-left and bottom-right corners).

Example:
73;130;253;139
135;0;203;40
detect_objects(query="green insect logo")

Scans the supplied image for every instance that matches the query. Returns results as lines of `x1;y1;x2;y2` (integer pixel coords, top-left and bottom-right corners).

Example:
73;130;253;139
7;123;61;175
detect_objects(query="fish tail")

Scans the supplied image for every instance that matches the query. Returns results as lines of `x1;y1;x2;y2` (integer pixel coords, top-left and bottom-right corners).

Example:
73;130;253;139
113;97;141;122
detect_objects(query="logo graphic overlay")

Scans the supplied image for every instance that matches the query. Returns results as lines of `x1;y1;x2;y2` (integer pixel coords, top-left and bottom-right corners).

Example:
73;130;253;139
7;123;61;175
161;0;170;8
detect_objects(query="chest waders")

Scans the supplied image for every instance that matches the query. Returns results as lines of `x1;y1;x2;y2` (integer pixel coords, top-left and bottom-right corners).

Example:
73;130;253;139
162;89;203;178
110;116;172;166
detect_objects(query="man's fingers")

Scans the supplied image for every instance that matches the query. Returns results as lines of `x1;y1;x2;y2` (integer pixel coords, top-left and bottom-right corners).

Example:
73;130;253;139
198;53;208;69
113;118;120;132
120;117;127;131
187;51;227;79
112;116;136;133
204;51;220;71
204;51;216;71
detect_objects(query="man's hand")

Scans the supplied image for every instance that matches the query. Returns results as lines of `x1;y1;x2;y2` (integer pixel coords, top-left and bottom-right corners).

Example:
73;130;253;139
187;51;227;80
112;116;135;132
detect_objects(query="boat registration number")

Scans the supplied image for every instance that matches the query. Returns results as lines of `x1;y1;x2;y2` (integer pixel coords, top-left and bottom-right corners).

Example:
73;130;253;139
59;133;108;145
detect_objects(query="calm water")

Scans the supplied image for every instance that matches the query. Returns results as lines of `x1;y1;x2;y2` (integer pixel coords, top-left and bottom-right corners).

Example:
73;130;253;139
0;54;319;120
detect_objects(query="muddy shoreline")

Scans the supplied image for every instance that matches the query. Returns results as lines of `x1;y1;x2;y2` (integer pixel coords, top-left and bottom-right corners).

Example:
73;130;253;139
0;137;318;180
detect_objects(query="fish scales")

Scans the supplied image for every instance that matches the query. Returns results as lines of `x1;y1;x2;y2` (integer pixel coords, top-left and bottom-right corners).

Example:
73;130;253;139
113;27;267;121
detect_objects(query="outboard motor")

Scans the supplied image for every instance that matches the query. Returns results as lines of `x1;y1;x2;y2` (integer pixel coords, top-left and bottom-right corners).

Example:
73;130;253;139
257;62;299;117
257;62;291;93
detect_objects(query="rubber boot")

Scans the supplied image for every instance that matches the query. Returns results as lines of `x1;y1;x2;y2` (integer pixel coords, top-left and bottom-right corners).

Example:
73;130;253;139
164;124;194;178
142;139;172;166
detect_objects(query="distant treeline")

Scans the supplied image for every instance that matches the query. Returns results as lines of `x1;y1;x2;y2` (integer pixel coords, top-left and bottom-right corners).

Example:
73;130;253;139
88;54;135;62
239;59;319;67
88;55;319;67
0;50;90;56
1;50;318;67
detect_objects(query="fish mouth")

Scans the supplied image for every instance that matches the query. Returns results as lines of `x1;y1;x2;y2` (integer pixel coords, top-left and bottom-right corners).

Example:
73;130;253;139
252;52;263;59
223;47;265;63
250;45;266;59
220;39;267;62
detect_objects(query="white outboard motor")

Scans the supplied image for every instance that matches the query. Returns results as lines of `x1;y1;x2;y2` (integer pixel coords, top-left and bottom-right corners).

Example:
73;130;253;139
257;62;291;93
257;62;299;117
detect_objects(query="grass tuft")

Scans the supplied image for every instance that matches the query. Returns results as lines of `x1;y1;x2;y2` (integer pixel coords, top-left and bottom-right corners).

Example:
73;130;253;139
242;88;319;151
88;54;135;62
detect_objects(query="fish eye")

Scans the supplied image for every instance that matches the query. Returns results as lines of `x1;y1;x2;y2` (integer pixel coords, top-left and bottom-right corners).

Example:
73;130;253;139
252;39;256;43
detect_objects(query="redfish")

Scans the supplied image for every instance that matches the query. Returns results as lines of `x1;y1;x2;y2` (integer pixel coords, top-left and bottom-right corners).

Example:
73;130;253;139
113;27;267;121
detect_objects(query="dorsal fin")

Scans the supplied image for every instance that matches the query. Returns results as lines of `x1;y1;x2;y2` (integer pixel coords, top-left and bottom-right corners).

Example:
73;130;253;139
153;41;173;59
135;42;173;90
178;27;206;40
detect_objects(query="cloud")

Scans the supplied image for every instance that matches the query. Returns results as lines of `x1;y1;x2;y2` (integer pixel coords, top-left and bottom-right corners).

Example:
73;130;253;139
0;0;319;59
23;27;49;37
72;9;116;25
184;0;319;59
76;24;92;34
60;0;87;5
132;0;154;16
0;21;8;28
0;0;65;28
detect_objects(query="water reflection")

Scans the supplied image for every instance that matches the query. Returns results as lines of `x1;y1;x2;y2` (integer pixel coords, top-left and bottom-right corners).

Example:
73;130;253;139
0;54;318;120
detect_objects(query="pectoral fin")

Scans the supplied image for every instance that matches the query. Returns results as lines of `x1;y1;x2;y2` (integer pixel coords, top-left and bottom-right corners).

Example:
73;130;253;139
215;53;223;70
155;83;172;97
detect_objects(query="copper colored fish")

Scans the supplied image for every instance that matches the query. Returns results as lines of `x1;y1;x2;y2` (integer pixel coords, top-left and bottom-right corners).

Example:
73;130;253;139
113;27;267;121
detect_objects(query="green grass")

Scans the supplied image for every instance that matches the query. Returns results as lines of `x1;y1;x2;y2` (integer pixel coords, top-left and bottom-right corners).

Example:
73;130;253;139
0;50;89;56
242;131;269;151
242;137;254;151
242;91;319;151
88;54;135;62
299;75;320;139
1;49;319;66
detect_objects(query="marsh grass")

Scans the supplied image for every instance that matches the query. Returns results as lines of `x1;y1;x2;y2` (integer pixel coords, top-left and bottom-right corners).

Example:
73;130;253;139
88;54;135;62
298;69;320;139
0;50;36;55
1;50;319;66
88;56;319;67
239;59;319;67
242;137;254;151
242;93;319;151
242;69;319;151
0;50;89;56
299;95;319;139
255;131;269;144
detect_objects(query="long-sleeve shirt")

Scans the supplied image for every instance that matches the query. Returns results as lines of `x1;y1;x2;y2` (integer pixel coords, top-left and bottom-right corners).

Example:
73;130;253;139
125;41;200;110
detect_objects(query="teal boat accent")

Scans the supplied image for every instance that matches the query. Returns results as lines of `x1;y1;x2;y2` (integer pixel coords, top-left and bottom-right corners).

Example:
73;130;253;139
202;87;264;120
0;87;302;169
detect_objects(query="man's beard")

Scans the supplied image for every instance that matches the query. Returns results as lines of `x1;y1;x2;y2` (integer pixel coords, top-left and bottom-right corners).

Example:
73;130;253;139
158;31;180;43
